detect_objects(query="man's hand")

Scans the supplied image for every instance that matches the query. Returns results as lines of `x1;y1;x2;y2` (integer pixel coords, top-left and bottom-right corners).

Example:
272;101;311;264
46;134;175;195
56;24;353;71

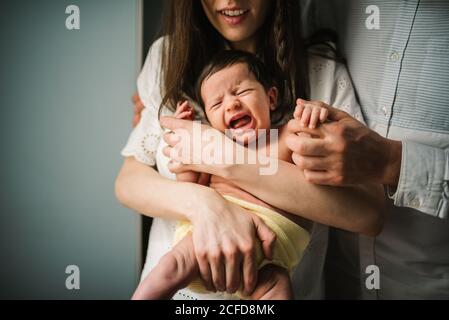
132;93;145;128
286;99;402;186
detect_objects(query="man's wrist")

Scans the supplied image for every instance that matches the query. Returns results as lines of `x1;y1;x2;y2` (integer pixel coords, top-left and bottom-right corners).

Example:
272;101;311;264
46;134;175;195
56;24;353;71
382;138;402;187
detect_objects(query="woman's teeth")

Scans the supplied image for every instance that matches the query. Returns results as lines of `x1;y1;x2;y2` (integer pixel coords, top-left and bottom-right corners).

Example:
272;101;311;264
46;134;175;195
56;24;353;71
221;9;247;17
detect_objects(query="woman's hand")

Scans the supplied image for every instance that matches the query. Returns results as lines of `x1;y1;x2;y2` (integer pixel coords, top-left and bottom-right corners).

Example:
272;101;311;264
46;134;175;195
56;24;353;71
172;101;204;183
132;93;145;127
160;116;239;176
159;116;276;294
190;191;276;296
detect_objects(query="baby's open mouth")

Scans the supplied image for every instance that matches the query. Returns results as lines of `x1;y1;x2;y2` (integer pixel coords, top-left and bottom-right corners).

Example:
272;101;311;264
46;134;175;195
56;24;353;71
229;114;253;130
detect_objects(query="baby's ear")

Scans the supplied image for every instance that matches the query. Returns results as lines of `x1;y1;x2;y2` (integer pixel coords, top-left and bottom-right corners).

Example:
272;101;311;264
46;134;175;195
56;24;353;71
268;87;278;111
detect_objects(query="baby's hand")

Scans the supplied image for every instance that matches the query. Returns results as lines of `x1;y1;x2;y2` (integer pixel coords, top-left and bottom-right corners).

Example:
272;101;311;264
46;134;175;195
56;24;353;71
174;101;195;121
294;100;329;129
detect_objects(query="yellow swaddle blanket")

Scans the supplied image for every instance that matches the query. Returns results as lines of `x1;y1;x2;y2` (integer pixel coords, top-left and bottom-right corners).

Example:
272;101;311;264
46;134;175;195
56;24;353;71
174;195;310;298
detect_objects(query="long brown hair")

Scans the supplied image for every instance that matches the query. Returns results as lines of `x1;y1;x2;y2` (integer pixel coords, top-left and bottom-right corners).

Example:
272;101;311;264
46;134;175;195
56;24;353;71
159;0;309;123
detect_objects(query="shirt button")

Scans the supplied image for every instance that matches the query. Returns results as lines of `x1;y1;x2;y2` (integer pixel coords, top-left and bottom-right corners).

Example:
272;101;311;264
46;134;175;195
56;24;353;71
390;51;400;62
381;106;388;116
410;198;421;208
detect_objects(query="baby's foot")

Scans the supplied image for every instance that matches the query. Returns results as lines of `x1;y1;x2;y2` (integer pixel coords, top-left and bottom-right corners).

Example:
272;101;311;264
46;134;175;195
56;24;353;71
248;264;293;300
132;234;198;300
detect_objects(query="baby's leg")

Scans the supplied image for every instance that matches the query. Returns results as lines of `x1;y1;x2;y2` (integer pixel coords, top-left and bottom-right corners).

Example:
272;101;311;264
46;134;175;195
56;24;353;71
249;264;293;300
132;234;198;300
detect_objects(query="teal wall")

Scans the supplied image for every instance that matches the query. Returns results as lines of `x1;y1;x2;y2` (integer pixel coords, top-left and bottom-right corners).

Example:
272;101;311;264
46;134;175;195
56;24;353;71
0;0;142;299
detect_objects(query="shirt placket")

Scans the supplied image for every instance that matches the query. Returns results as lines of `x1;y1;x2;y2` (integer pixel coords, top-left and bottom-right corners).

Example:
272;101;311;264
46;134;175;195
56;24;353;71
376;0;420;138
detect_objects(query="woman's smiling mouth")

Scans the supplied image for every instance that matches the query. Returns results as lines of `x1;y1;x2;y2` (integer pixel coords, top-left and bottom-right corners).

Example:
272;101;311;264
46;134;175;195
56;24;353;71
219;8;250;26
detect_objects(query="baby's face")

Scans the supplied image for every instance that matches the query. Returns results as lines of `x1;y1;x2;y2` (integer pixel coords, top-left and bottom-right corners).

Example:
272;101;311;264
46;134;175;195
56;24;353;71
200;63;277;144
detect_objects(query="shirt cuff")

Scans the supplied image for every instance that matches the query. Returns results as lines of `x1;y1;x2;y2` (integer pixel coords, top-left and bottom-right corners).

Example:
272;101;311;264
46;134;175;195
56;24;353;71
387;141;448;219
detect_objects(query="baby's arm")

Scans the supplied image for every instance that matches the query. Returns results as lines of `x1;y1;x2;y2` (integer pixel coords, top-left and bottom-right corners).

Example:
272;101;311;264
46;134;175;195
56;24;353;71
173;101;210;185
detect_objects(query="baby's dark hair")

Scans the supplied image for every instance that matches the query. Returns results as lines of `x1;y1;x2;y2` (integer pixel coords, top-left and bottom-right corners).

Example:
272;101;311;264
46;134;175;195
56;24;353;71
195;50;284;119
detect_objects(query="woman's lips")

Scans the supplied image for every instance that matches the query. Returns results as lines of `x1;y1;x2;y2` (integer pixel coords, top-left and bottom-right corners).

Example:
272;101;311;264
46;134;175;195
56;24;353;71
219;9;249;26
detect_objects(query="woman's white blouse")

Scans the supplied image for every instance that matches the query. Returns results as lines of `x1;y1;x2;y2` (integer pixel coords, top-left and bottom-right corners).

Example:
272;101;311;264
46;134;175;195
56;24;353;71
121;37;364;300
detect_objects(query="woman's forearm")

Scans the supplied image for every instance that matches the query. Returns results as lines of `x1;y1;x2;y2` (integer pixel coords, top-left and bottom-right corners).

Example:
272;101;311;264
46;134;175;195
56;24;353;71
116;156;279;293
159;117;384;235
115;157;218;221
219;160;385;236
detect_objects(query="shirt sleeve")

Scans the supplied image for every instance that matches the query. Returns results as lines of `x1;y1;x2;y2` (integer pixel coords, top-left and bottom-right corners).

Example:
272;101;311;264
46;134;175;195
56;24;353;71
121;37;165;166
388;142;449;219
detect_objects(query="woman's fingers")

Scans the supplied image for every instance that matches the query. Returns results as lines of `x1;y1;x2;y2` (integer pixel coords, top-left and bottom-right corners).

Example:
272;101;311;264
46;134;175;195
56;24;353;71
167;160;185;173
163;130;180;147
196;250;216;292
223;244;241;294
162;145;171;158
252;216;276;260
242;245;257;296
209;249;226;292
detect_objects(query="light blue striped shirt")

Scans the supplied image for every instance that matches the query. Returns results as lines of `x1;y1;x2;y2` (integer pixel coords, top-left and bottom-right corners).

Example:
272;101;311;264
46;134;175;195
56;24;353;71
308;0;449;299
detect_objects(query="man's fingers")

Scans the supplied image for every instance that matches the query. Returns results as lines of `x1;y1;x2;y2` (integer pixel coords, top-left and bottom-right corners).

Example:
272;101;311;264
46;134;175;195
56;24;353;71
132;115;141;128
303;170;335;185
285;134;328;156
132;93;140;104
133;102;144;114
291;153;329;171
287;119;324;137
